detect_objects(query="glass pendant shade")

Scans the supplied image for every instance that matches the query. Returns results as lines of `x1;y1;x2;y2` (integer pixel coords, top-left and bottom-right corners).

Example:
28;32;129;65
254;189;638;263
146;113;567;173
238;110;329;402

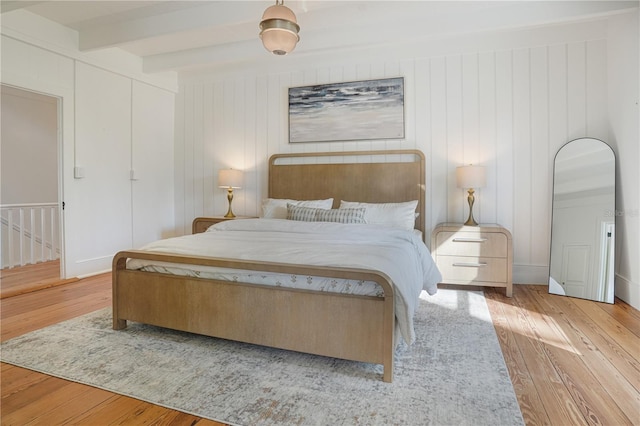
259;3;300;55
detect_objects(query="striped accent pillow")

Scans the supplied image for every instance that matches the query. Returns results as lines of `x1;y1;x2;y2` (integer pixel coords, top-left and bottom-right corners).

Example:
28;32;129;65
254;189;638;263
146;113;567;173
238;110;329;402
286;204;318;222
315;208;366;224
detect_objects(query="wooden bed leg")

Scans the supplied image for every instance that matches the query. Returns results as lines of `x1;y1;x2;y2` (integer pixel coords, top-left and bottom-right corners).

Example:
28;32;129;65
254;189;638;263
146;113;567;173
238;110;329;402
112;253;128;331
113;318;127;330
383;363;393;383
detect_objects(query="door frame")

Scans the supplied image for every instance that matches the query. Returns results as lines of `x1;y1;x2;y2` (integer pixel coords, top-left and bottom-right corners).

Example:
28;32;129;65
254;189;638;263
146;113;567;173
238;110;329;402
0;84;65;278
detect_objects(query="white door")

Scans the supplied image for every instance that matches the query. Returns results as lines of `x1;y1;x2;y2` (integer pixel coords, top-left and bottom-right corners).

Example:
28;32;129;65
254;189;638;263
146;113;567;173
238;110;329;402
560;244;590;298
65;63;132;276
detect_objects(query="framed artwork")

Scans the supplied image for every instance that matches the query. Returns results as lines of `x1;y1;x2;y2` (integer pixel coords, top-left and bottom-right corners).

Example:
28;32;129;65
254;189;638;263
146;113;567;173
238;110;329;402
288;77;404;143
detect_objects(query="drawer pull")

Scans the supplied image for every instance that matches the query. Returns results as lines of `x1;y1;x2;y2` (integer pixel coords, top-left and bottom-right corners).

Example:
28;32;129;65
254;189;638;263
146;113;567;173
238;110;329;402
452;238;488;243
453;262;488;268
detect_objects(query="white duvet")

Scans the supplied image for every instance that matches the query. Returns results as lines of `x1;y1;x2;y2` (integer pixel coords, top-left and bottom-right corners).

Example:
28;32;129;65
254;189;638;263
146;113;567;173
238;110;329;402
127;219;441;345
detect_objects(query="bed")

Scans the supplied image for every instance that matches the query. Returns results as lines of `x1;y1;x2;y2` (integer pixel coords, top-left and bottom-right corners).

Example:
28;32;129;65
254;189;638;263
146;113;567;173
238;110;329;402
112;149;441;382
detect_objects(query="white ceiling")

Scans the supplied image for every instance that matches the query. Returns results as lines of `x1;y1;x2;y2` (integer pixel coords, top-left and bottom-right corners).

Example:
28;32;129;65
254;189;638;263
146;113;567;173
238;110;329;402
1;1;637;74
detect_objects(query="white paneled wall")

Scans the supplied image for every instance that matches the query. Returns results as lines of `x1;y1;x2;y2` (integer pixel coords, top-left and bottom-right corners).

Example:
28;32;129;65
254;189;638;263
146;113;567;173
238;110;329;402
176;24;610;284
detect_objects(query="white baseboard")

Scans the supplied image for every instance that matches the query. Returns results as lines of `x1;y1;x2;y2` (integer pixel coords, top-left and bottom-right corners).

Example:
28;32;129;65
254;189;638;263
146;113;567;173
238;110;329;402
66;255;112;278
614;274;640;310
76;268;111;279
513;264;548;285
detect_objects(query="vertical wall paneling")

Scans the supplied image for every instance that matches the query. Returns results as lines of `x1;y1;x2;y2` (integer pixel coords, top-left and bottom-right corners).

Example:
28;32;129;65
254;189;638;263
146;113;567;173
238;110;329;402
446;55;464;222
530;46;551;267
548;44;569;159
429;57;449;229
462;53;481;221
212;81;225;216
256;75;269;208
586;39;608;139
182;83;195;234
174;84;186;234
478;51;498;224
243;77;258;215
567;42;588;139
512;48;532;265
176;25;612;284
193;82;204;219
233;80;246;170
415;57;431;244
202;82;214;217
494;50;515;240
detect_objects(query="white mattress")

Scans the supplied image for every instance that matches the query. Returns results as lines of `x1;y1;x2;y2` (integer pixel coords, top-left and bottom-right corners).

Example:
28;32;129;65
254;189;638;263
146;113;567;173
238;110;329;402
127;218;442;345
136;264;385;297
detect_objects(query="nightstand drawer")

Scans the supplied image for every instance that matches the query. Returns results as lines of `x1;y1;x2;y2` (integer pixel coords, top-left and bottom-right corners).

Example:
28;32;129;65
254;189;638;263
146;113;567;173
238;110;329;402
436;256;507;283
435;231;507;257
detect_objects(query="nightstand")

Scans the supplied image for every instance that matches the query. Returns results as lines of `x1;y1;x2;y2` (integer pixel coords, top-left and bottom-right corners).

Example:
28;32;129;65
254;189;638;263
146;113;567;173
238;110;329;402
431;223;513;297
192;216;256;234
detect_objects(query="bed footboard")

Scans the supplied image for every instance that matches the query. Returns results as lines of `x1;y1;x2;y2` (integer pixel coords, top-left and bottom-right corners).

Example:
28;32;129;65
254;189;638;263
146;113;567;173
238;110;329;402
112;250;396;382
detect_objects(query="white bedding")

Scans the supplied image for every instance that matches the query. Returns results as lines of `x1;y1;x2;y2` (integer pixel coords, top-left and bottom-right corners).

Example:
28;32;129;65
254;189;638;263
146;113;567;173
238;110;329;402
127;219;442;345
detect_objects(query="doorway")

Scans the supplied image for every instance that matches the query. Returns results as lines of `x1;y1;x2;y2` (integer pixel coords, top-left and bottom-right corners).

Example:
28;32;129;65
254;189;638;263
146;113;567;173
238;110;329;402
0;85;64;297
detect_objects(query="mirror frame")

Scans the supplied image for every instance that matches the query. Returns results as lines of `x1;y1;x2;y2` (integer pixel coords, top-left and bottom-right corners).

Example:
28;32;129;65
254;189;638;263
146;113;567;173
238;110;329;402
548;137;616;304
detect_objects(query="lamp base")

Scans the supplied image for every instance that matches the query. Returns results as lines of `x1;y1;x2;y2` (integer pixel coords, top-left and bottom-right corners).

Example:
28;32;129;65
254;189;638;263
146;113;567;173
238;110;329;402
464;216;479;226
224;188;236;218
464;188;479;226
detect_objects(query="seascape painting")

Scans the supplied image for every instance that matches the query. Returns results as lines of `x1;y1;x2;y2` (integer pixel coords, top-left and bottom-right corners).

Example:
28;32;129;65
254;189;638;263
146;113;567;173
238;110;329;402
288;77;404;143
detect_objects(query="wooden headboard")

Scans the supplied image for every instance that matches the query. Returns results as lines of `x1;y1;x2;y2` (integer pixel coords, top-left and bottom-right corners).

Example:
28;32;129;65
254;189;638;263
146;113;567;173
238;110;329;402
269;150;426;236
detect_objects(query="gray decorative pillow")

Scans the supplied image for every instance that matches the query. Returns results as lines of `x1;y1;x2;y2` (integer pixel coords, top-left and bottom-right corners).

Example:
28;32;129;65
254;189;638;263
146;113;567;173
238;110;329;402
286;204;318;222
315;208;366;224
286;204;367;224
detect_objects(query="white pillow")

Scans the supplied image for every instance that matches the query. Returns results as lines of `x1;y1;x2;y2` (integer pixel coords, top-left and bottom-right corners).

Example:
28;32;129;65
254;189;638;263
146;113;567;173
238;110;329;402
261;198;333;219
339;200;418;230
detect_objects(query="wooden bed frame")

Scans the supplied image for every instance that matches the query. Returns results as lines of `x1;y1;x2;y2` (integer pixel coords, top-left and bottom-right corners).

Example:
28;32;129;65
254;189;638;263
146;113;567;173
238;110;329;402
113;149;425;383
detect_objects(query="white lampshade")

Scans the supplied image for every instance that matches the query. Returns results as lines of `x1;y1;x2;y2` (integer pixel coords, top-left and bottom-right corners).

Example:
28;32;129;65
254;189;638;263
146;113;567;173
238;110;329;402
456;165;486;189
218;169;243;189
259;2;300;55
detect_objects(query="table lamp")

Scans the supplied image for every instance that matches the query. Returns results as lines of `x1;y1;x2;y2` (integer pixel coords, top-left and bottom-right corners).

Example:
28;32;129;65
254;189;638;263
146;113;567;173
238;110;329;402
218;169;243;218
456;165;486;226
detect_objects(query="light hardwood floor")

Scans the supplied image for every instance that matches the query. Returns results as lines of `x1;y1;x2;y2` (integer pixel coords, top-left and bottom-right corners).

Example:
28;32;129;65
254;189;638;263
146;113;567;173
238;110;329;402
1;275;638;425
0;261;78;299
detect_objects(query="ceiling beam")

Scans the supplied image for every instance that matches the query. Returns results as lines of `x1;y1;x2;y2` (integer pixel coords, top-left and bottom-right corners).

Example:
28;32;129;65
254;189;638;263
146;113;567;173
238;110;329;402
78;2;266;51
0;0;48;14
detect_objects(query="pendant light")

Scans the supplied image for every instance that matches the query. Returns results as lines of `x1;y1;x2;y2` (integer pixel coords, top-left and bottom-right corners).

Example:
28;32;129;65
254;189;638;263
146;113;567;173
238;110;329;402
259;0;300;55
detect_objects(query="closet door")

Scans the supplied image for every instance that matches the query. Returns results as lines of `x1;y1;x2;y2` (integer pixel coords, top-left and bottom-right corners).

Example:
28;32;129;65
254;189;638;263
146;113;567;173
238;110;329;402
68;62;132;276
131;81;175;248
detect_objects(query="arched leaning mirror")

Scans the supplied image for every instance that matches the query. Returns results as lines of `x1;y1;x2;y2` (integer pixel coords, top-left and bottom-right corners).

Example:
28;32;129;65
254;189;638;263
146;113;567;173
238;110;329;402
549;138;615;303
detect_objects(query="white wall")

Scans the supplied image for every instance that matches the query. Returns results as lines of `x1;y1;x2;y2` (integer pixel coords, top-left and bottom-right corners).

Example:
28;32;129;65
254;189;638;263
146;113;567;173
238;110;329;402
0;11;177;277
1;86;58;205
175;18;619;289
607;11;640;309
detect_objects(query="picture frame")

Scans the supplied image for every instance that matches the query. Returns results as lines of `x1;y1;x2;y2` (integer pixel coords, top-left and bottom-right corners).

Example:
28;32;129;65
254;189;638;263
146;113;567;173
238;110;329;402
288;77;405;143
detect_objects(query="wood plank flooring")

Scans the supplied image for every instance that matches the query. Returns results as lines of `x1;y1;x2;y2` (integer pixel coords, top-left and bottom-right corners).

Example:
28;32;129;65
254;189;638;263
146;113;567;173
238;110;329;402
1;276;638;425
484;285;639;426
0;261;78;299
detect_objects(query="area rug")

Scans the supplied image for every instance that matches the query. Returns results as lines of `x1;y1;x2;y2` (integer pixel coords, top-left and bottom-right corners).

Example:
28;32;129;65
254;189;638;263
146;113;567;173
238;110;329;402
1;289;523;426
